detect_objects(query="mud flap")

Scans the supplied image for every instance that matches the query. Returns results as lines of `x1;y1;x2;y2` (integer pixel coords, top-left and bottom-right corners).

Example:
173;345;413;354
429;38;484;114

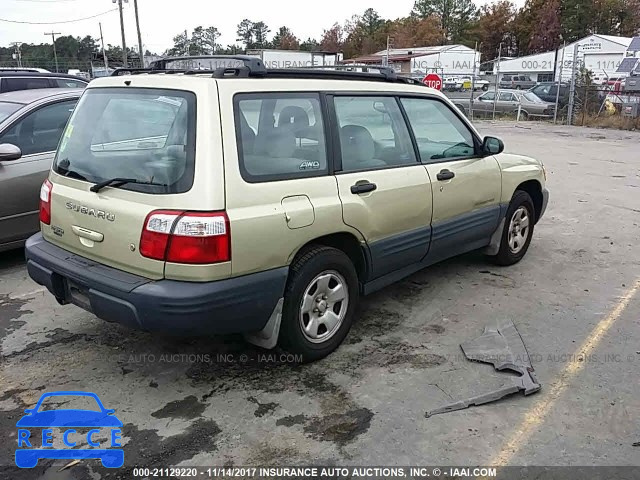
244;298;283;349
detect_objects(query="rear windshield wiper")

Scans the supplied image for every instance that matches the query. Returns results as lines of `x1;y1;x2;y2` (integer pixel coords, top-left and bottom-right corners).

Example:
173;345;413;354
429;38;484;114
90;177;168;193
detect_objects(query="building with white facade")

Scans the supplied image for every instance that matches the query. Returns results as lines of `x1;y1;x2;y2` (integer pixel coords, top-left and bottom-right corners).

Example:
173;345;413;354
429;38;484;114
495;34;635;82
347;44;481;76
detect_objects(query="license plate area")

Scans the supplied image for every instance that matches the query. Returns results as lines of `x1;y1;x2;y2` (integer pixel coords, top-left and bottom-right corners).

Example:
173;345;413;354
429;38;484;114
67;280;92;311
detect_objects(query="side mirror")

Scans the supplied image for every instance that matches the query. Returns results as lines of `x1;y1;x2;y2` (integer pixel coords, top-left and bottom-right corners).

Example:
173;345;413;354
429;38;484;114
482;136;504;155
0;143;22;161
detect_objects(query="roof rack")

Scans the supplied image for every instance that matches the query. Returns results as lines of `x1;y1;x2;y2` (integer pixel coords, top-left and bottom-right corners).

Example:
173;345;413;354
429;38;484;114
110;56;425;85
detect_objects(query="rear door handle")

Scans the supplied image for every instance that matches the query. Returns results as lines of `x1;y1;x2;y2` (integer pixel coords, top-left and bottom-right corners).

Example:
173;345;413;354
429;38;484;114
350;182;377;194
436;169;455;181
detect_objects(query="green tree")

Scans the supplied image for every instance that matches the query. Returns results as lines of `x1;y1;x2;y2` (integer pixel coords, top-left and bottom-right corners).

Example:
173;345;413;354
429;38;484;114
236;19;254;48
203;26;221;54
412;0;478;43
299;37;319;51
251;21;271;48
165;31;189;56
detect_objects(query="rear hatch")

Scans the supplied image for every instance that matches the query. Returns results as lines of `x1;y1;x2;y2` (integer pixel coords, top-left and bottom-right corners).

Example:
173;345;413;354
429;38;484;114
44;86;198;280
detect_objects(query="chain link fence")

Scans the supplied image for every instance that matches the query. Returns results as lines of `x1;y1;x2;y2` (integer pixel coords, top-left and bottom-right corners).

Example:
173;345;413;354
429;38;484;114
0;57;144;77
568;81;640;129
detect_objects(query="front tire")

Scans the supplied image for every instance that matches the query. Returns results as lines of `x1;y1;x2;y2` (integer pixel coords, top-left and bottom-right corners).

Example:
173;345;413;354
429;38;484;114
489;190;535;266
279;246;359;362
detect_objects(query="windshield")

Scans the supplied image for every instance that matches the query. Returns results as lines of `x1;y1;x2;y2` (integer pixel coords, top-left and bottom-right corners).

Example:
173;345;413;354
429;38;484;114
53;88;196;194
0;102;20;123
522;92;543;103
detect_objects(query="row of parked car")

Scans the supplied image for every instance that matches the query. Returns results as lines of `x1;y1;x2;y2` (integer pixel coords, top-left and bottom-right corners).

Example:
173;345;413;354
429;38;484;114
0;70;88;250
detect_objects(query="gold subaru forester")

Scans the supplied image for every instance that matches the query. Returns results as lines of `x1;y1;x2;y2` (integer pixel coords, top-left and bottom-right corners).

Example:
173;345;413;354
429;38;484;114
25;57;548;361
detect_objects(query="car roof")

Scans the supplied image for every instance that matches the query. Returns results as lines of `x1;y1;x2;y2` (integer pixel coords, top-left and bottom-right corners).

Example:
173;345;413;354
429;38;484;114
89;73;448;99
0;88;83;105
0;71;87;80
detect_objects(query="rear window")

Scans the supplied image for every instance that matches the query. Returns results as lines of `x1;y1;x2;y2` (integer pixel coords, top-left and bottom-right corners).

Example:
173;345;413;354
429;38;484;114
54;78;87;88
0;102;20;122
53;88;196;194
234;93;328;182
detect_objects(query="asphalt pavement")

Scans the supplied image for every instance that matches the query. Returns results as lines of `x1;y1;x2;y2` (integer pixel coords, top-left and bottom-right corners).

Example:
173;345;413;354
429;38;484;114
1;121;639;478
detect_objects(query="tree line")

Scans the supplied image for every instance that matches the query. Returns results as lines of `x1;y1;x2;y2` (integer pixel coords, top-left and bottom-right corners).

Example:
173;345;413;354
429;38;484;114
2;0;639;71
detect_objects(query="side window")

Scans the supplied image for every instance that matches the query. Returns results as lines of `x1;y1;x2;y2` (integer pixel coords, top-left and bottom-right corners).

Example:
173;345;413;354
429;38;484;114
498;92;514;101
2;77;51;92
480;92;496;101
333;96;416;172
401;98;476;162
0;100;77;156
54;78;87;88
235;93;327;181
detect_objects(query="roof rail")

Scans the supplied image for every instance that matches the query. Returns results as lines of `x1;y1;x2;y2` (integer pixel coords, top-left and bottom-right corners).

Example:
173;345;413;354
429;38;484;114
148;55;267;76
109;57;425;85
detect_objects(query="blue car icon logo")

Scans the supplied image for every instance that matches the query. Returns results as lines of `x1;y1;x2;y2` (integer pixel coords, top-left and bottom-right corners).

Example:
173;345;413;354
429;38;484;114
15;391;123;468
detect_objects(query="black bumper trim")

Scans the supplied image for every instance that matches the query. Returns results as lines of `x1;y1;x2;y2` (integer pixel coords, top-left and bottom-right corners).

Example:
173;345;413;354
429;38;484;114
25;233;288;335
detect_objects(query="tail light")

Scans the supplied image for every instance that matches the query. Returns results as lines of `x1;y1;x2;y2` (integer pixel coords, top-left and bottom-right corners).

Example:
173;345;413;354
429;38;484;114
139;210;230;264
39;179;52;225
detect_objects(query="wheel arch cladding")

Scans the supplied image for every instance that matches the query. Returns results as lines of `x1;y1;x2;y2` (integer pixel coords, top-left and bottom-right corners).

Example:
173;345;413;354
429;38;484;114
516;180;543;222
292;233;367;282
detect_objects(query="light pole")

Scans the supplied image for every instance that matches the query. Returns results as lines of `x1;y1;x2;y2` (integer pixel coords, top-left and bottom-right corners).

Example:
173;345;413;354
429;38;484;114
44;31;61;72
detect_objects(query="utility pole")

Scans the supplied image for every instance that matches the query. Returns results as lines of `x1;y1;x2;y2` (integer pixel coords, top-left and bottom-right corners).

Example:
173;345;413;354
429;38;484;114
99;22;109;73
185;29;189;56
113;0;128;67
132;0;144;67
44;31;61;72
470;41;478;121
567;42;580;125
10;42;23;68
553;42;566;124
493;42;502;120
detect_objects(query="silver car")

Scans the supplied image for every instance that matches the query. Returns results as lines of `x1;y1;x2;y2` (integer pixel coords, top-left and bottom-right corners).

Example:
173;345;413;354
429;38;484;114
455;90;556;119
0;88;82;251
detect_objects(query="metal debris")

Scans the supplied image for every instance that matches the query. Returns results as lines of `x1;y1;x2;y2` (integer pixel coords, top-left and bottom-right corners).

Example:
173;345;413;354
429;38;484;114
426;319;541;417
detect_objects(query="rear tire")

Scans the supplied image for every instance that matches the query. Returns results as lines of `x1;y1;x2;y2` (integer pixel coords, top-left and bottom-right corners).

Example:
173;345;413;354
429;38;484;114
482;84;489;91
489;190;535;266
279;246;359;362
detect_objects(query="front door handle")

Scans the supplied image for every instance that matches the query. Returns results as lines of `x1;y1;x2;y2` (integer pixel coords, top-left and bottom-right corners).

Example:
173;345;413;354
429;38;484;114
436;169;455;181
350;182;377;194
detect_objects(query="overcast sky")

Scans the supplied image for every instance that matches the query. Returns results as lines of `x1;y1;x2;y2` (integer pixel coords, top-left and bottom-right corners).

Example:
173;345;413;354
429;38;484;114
1;0;522;54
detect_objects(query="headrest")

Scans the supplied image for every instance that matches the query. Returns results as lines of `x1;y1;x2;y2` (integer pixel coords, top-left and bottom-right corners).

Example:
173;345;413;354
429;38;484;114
340;125;375;164
265;130;296;158
278;106;309;131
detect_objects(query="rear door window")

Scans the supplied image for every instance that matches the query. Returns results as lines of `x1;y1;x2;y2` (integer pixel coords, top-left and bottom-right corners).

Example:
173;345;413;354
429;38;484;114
333;96;416;172
235;93;328;182
2;77;52;92
53;88;196;194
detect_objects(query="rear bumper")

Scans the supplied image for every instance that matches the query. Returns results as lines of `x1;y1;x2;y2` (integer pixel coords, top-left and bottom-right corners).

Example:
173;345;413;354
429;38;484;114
25;233;288;335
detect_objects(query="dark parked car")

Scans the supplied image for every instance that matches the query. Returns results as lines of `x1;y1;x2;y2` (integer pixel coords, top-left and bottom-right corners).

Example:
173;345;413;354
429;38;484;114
0;88;82;251
0;70;87;94
530;82;570;107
